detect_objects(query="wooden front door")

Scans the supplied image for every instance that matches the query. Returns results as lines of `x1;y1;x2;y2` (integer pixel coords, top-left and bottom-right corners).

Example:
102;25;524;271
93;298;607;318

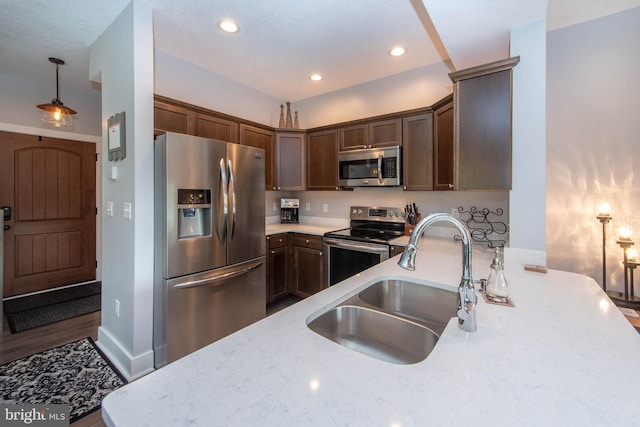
0;131;96;297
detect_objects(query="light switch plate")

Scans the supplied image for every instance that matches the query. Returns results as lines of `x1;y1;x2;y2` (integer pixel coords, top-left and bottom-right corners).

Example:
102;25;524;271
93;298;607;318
106;201;114;217
124;202;132;220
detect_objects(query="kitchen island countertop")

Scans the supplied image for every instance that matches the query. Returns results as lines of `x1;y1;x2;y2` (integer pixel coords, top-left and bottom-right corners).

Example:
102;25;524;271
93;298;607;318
102;238;640;426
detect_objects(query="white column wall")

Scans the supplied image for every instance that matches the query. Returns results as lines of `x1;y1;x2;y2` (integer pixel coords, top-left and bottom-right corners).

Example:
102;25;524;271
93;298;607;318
89;0;155;380
508;19;547;266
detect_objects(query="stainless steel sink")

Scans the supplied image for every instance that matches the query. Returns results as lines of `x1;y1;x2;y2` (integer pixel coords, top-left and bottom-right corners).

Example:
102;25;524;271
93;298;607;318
358;279;457;335
307;305;438;364
307;279;457;364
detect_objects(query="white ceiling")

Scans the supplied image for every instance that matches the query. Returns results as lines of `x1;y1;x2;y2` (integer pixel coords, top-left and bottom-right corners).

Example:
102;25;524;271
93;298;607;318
1;0;639;103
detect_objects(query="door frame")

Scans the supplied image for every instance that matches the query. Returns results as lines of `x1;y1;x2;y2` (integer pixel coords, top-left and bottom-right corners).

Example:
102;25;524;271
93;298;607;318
0;123;103;289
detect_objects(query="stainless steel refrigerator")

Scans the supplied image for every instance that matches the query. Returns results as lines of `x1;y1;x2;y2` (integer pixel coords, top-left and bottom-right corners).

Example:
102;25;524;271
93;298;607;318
154;132;266;367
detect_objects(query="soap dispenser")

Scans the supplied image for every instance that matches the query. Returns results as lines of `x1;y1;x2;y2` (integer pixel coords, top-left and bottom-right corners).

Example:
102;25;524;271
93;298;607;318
486;247;509;299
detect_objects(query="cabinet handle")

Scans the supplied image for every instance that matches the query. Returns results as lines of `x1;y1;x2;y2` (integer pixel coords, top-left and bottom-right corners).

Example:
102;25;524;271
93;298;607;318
278;238;283;242
270;250;275;254
319;252;323;256
448;183;454;189
403;186;407;190
305;239;310;244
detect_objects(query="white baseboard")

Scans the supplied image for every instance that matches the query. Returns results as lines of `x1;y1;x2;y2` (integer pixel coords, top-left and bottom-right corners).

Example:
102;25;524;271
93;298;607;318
97;326;155;381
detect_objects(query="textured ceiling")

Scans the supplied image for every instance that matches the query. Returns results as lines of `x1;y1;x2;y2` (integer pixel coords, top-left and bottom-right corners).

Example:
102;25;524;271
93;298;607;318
1;0;639;103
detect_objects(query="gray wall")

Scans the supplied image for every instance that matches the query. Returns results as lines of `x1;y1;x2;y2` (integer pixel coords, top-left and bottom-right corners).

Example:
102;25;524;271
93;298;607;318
546;7;640;292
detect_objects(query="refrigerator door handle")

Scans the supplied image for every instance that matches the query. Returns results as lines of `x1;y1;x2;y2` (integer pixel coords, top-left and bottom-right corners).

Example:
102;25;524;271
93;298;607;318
216;158;228;241
227;159;236;240
173;260;264;289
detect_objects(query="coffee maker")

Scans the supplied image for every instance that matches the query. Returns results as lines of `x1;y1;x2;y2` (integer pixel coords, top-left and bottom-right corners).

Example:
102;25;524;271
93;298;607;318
280;198;299;224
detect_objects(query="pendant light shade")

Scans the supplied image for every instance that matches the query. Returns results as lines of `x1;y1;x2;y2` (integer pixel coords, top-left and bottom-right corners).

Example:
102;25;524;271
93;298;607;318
37;57;77;128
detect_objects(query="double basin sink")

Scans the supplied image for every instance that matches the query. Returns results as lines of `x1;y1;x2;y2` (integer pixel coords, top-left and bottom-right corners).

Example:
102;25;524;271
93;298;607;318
307;279;458;365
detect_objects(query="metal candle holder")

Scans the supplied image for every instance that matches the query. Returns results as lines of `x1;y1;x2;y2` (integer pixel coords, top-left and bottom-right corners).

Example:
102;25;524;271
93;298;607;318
608;239;640;308
597;213;612;291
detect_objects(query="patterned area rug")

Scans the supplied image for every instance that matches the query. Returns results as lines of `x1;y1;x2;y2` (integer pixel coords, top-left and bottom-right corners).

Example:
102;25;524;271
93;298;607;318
0;337;126;422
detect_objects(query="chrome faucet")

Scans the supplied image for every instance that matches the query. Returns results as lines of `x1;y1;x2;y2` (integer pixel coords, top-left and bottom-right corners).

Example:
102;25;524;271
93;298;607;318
398;213;477;332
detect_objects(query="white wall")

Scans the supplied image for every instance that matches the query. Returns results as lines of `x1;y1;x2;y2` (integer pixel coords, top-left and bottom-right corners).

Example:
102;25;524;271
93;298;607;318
296;62;453;128
509;20;547;255
546;7;640;291
90;0;155;380
154;50;281;127
0;72;101;136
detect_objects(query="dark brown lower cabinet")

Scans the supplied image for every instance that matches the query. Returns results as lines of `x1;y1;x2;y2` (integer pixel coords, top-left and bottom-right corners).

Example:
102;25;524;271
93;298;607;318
291;234;324;298
266;233;291;303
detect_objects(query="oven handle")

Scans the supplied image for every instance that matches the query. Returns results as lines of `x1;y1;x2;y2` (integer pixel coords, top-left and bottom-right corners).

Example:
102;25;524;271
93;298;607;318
324;238;389;255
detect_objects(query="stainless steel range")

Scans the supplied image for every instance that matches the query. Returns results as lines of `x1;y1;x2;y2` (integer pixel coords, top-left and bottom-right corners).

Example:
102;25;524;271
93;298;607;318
324;206;405;286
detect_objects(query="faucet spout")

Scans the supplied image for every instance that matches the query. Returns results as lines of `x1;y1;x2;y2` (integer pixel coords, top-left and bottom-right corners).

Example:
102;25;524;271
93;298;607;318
397;213;477;332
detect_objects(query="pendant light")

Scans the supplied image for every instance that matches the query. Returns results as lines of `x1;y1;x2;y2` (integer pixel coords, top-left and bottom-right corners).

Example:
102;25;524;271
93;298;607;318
37;57;77;128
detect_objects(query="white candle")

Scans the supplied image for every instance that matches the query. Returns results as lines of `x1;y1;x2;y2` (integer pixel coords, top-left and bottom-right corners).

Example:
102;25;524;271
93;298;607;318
598;202;612;216
618;226;633;241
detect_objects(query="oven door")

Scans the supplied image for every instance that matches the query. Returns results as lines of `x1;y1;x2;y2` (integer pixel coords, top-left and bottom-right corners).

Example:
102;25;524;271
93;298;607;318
324;238;390;287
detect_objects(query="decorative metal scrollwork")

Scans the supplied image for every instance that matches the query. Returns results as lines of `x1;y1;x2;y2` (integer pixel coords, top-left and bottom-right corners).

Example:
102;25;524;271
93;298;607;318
453;206;507;248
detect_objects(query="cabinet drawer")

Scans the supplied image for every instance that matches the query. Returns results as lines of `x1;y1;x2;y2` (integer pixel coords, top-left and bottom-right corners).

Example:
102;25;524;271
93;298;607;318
267;233;291;249
293;234;323;250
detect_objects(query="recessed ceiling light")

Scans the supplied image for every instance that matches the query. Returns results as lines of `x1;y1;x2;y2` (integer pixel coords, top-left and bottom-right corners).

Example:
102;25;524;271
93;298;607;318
218;19;239;33
389;47;406;57
309;74;323;81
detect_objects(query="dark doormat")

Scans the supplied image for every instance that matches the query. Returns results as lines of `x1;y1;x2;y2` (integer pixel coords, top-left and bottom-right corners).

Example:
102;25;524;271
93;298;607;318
0;337;126;423
3;282;101;333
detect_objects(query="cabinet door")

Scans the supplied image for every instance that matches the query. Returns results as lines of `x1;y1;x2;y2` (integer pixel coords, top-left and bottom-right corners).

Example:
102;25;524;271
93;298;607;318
195;113;239;143
240;124;275;191
292;245;324;298
402;114;433;191
369;118;402;148
340;124;368;151
389;245;405;258
267;244;290;302
433;100;455;191
154;101;194;136
307;129;339;191
276;131;305;190
455;68;513;190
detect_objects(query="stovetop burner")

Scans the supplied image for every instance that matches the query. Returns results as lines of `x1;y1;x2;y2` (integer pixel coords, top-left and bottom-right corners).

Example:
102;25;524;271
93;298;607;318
324;206;405;244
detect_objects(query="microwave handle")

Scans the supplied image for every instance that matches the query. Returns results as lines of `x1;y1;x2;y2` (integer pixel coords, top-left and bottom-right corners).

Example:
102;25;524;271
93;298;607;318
378;153;383;184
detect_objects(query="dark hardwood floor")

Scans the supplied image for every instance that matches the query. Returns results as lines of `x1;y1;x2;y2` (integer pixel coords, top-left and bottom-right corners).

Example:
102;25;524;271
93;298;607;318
1;311;106;427
1;295;301;427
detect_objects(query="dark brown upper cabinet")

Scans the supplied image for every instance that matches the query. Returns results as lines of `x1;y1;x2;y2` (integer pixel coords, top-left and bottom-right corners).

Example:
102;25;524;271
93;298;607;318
433;95;454;191
340;118;402;151
306;129;339;191
402;113;433;191
449;57;519;191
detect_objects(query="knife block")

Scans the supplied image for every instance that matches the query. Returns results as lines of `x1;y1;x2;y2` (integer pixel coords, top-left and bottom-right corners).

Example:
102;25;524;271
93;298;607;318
404;214;421;236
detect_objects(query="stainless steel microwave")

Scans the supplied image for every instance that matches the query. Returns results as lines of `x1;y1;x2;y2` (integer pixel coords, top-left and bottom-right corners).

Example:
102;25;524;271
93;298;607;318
338;146;401;187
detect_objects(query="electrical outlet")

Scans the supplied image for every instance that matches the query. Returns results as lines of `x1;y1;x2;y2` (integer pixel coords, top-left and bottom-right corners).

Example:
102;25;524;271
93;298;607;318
272;202;277;212
322;203;328;213
115;299;120;318
305;202;311;212
451;208;459;219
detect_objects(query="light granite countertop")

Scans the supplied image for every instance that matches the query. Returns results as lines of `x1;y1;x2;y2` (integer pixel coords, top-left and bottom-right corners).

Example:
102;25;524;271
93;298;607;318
102;238;640;426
